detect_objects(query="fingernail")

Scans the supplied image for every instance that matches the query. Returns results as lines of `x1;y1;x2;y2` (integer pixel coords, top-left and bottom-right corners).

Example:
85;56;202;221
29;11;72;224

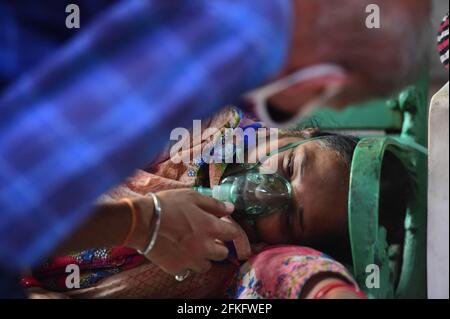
223;202;234;213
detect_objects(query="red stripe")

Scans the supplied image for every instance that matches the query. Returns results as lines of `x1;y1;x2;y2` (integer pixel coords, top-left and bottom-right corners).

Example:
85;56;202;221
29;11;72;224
438;38;449;51
439;18;449;31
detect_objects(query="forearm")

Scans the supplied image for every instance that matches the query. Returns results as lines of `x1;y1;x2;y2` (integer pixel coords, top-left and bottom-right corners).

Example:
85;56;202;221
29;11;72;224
0;0;291;269
53;197;154;256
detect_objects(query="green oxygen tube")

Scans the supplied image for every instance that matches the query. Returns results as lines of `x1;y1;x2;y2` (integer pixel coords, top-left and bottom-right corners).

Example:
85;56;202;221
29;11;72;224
192;171;292;220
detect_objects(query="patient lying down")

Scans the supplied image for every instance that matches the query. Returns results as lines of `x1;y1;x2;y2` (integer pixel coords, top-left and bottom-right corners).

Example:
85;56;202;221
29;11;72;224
24;108;408;299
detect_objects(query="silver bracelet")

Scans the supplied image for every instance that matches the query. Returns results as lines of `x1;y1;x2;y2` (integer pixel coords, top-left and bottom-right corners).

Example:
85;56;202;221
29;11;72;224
137;192;162;256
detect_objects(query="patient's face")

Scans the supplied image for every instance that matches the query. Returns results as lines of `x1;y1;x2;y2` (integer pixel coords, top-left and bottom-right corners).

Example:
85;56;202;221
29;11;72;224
241;137;349;245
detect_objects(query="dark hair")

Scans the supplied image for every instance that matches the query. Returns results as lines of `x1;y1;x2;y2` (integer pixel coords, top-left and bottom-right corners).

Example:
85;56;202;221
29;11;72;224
309;131;360;168
278;128;360;168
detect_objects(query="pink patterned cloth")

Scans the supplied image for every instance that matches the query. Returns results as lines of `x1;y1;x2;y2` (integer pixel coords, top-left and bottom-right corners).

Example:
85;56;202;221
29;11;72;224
227;245;358;299
27;245;358;299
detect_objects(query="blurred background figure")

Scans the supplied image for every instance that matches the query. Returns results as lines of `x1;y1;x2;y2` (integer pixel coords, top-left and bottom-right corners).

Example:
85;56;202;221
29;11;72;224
262;0;434;123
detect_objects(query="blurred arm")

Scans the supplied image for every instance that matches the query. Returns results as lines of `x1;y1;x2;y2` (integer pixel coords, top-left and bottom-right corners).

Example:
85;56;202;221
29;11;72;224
0;0;292;270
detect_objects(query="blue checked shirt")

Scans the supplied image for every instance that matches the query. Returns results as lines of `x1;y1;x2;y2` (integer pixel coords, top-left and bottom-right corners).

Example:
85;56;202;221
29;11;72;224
0;0;292;294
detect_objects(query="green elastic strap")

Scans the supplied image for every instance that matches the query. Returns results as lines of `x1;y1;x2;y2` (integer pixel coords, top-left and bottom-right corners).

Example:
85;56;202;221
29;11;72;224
235;136;331;174
258;136;332;164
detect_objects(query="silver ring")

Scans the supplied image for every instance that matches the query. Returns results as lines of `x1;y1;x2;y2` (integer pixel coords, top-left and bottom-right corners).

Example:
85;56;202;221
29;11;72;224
175;270;191;282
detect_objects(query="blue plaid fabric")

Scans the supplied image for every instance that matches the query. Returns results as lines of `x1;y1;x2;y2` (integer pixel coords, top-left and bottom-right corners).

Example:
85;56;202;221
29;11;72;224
0;0;292;287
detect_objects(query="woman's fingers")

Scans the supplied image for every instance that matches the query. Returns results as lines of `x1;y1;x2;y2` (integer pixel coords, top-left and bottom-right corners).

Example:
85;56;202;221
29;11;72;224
204;241;229;261
194;192;234;217
189;259;212;274
207;216;241;242
147;189;243;277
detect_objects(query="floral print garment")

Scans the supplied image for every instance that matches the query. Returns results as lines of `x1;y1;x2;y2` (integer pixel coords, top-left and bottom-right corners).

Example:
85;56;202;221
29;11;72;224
226;245;358;299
